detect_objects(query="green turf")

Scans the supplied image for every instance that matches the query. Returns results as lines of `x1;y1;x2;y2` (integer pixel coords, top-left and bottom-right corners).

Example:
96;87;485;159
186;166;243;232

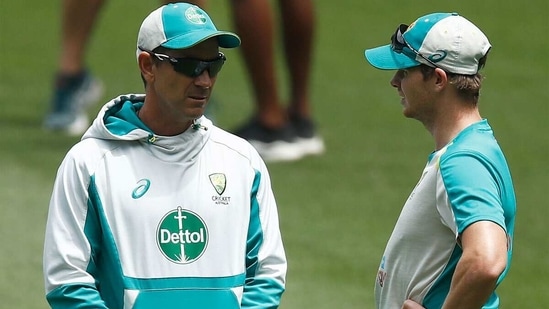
0;1;547;308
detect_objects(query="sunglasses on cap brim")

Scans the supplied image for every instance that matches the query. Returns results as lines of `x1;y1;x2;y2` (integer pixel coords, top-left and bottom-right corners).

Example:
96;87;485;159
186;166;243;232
390;24;442;69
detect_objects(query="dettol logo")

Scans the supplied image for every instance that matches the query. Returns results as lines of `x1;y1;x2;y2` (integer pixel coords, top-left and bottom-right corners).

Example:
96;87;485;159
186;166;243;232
157;207;208;264
185;7;207;25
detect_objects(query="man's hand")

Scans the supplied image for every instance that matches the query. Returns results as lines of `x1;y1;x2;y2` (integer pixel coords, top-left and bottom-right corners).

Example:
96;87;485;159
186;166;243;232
402;299;425;309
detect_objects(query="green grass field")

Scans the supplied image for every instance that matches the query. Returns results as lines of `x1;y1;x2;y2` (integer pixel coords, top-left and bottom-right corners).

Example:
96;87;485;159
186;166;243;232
1;1;547;307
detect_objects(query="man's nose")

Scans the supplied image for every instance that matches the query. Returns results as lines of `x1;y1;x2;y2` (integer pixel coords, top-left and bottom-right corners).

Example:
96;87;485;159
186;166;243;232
194;69;213;87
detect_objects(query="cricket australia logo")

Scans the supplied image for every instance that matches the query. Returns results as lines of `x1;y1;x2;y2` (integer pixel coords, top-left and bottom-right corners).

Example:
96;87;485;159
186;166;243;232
209;173;226;195
157;207;208;264
209;173;231;205
377;256;387;287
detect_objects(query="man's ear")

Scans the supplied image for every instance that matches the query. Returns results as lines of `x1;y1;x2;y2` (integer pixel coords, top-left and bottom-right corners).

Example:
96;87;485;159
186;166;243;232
433;67;448;91
138;52;155;82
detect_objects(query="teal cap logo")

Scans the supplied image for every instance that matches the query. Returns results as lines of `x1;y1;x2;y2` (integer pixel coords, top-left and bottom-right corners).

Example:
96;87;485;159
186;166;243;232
184;6;207;24
157;207;208;264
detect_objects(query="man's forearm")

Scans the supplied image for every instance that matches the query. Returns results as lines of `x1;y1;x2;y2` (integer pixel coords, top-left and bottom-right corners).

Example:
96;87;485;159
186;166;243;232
440;256;499;308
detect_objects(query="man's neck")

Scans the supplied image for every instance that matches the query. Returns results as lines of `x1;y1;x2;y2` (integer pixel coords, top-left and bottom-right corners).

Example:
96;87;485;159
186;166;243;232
429;106;482;150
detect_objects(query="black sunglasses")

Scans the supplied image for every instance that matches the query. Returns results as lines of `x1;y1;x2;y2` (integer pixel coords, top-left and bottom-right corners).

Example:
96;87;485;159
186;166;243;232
143;49;226;78
390;24;441;69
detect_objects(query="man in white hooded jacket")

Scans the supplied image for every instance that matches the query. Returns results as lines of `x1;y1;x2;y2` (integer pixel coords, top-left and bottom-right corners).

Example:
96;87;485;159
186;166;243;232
43;3;286;309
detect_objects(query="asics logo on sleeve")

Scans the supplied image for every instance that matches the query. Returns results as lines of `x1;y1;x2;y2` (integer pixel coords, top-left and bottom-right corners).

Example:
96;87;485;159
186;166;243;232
132;179;151;199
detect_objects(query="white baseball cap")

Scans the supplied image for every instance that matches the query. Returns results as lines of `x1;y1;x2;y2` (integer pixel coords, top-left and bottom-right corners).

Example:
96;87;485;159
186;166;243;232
364;12;491;74
136;2;240;57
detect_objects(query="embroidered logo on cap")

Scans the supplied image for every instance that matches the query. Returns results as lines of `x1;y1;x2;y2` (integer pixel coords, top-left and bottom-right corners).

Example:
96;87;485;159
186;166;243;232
185;7;207;24
428;50;448;63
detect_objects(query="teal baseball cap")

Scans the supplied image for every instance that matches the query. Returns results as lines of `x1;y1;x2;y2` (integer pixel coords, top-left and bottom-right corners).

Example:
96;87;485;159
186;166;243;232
136;2;240;56
364;12;491;74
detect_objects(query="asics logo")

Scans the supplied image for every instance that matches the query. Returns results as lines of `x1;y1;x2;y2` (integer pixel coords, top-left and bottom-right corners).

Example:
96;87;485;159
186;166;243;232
132;179;151;199
428;50;447;63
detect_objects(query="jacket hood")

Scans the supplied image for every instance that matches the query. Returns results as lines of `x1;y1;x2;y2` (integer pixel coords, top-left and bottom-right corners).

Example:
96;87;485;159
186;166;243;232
82;94;212;162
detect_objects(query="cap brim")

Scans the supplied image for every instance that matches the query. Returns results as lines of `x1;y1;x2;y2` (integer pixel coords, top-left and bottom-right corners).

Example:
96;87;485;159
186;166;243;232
364;44;420;70
216;32;241;48
162;30;241;49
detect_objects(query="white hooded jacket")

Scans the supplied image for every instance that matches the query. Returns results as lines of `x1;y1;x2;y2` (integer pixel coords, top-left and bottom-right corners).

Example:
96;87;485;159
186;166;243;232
43;94;287;309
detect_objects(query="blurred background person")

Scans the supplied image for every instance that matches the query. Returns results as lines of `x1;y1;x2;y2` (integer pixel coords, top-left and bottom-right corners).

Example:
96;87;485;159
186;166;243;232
43;0;183;135
44;0;324;163
230;0;325;162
